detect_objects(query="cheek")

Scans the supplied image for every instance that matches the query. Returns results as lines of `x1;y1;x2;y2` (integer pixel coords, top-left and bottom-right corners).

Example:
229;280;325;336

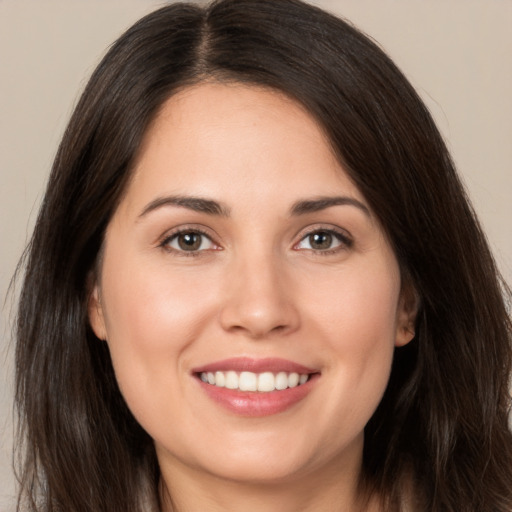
98;256;219;422
301;260;400;420
102;254;218;345
304;258;400;348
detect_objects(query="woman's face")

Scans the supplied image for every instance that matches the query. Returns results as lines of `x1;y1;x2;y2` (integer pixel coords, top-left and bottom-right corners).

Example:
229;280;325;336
89;83;415;486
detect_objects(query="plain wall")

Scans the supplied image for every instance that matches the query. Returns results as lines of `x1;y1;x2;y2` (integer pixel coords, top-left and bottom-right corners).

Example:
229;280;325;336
1;1;511;508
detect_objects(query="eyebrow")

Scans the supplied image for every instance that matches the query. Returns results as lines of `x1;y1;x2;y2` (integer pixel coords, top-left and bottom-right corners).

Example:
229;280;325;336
290;196;370;217
138;195;231;218
138;194;370;219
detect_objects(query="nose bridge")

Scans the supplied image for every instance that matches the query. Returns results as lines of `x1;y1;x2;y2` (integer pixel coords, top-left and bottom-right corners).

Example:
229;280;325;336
219;244;299;338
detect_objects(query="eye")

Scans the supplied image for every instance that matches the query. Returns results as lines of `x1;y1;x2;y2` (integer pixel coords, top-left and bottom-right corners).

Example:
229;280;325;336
162;230;218;253
295;229;351;253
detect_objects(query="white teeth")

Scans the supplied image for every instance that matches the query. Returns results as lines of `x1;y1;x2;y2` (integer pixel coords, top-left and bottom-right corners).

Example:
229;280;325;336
215;371;225;387
225;371;239;389
199;370;311;392
257;372;275;392
275;372;288;390
239;371;258;391
288;372;300;388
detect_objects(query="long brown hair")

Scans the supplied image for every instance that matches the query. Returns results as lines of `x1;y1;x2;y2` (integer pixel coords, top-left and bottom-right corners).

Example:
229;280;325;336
15;1;512;510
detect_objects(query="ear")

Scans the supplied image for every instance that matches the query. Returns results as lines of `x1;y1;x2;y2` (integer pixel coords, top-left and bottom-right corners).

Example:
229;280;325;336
88;281;107;341
395;280;419;347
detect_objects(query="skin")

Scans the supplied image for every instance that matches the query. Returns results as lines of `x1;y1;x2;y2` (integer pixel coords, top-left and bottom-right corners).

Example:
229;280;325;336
89;82;416;512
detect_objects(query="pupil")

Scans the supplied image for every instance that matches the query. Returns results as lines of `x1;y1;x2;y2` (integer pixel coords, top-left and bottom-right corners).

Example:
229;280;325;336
310;232;332;250
178;233;201;251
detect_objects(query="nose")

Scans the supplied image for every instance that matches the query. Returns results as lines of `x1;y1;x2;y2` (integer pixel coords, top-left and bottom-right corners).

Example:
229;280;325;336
219;254;300;339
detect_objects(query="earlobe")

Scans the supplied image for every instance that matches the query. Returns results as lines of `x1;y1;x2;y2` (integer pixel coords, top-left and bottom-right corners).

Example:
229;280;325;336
395;282;420;347
88;284;107;341
396;322;416;347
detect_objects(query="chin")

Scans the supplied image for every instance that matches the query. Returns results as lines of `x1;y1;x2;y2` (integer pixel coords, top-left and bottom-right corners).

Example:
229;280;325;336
201;455;314;486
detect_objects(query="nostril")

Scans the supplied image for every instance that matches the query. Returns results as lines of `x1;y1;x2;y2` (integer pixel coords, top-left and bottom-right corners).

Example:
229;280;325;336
217;275;301;338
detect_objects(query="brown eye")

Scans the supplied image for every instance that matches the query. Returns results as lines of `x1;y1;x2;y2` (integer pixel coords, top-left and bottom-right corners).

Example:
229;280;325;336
164;230;216;253
295;228;350;253
308;231;333;250
177;232;202;251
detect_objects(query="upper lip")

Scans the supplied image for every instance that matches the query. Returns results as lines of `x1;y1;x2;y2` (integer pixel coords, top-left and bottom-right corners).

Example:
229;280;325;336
191;357;317;375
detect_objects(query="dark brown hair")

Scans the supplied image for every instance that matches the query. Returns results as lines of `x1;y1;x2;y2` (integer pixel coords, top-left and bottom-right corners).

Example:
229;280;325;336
15;1;512;510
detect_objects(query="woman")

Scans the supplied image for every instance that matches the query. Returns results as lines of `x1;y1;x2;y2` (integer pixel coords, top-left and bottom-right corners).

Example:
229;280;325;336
14;0;512;510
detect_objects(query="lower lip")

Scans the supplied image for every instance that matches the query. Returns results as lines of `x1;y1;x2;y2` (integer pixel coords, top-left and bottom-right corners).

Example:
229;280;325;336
196;375;318;417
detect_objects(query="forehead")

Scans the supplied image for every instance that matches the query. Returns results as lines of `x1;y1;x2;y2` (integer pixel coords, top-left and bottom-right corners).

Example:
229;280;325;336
122;82;365;214
138;82;336;164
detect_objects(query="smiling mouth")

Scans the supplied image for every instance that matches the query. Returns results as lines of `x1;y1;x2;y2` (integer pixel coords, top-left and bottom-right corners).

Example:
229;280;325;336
192;357;320;416
198;370;312;392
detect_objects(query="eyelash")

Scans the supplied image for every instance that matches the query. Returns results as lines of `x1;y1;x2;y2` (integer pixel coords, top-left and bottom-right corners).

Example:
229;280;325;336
159;226;353;257
294;226;353;255
159;227;219;258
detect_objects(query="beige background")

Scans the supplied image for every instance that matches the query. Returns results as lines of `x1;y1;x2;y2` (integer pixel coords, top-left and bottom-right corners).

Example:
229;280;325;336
1;0;511;508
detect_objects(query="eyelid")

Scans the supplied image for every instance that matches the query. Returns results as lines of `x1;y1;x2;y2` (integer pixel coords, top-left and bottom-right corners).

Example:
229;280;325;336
293;225;353;253
157;223;352;256
158;225;221;255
